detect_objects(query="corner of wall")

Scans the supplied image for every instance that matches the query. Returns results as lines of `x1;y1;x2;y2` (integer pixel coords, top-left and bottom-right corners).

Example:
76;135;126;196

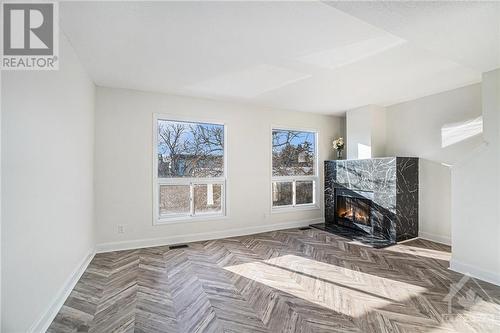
2;30;98;332
345;104;387;159
450;69;500;287
28;249;96;333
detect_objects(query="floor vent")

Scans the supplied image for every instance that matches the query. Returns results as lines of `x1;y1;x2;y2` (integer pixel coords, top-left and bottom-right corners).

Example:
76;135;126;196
169;244;188;250
298;227;312;231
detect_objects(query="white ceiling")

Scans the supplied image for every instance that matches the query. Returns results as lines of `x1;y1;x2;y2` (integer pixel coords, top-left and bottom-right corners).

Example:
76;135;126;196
327;1;500;73
59;1;500;114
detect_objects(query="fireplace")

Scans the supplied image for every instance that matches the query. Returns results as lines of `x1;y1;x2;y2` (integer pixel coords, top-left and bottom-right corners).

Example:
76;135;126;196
335;189;374;233
314;157;419;248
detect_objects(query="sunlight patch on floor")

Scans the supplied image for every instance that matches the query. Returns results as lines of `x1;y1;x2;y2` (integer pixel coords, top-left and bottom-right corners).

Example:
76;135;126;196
441;299;500;332
224;254;426;317
388;244;451;261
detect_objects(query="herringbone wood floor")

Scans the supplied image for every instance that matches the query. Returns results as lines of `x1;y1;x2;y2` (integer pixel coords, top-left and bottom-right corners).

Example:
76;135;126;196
48;228;500;332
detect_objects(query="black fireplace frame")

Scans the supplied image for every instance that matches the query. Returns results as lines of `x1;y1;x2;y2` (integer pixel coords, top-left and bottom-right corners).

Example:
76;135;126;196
334;188;374;234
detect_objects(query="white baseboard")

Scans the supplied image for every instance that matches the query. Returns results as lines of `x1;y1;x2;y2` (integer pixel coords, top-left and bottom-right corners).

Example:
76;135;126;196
96;218;323;253
397;237;419;244
418;231;451;246
450;258;500;286
29;249;96;333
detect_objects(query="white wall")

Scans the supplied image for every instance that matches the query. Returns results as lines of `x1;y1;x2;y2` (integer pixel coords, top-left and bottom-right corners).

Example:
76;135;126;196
451;70;500;285
1;35;95;332
94;87;344;250
385;84;482;245
371;106;387;158
346;105;386;159
346;107;371;159
0;70;3;331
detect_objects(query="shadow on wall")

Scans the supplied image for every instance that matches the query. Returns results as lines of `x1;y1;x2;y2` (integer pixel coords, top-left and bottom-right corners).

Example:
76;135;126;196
407;116;484;245
419;158;451;244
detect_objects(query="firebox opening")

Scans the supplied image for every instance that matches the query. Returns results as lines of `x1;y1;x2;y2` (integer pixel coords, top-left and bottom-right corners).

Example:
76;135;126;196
334;189;373;232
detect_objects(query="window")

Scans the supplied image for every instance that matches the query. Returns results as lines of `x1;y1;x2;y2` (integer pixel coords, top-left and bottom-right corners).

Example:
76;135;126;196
272;128;318;210
154;118;226;223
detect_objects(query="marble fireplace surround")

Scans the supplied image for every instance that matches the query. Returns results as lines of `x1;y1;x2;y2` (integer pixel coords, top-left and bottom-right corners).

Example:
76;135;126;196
313;157;419;248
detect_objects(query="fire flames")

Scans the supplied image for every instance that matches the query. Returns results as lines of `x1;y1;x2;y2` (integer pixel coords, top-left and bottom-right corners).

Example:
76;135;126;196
338;207;369;224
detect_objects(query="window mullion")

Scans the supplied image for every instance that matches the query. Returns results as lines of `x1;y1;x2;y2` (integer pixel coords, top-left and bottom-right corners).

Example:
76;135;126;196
313;179;316;205
190;182;194;216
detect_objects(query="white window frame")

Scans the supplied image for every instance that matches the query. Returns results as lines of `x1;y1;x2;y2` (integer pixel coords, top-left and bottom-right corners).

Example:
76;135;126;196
271;127;319;213
153;114;227;225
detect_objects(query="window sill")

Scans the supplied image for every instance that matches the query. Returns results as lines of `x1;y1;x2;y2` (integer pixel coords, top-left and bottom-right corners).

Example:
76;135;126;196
271;205;320;214
155;214;228;225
